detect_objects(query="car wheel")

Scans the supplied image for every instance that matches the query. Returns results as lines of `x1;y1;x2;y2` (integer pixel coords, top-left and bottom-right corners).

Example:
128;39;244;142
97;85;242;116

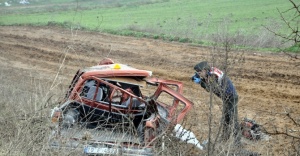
62;109;80;128
137;122;145;144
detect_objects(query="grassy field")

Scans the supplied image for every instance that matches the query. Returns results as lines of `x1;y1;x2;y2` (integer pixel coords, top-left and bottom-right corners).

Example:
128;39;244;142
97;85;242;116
0;0;295;49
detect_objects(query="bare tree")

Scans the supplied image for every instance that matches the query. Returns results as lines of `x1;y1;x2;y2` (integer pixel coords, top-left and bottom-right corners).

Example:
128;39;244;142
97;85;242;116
200;20;250;155
265;0;300;59
262;2;300;154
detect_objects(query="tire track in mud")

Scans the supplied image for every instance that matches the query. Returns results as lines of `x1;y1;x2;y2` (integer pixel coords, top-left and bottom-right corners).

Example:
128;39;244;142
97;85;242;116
1;26;299;97
233;69;300;85
0;41;64;72
237;82;300;103
1;34;108;74
1;26;205;71
1;26;299;102
1;31;150;69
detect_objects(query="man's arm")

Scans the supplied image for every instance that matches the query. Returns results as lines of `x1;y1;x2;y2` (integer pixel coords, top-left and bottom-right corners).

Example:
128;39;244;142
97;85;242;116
192;72;210;92
200;78;210;92
201;74;222;93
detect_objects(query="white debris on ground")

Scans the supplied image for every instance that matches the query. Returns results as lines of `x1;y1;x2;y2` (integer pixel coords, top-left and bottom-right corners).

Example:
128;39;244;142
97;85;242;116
5;2;11;6
20;0;30;4
50;106;59;118
173;124;206;150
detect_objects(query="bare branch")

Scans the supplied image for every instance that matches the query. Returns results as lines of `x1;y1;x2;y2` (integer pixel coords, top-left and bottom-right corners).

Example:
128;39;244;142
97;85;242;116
288;0;300;14
265;0;300;59
277;8;294;32
286;113;300;126
261;126;300;140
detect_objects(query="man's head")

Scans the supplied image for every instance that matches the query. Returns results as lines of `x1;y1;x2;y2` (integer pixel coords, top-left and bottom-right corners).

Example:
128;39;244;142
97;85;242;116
194;61;210;78
194;61;210;72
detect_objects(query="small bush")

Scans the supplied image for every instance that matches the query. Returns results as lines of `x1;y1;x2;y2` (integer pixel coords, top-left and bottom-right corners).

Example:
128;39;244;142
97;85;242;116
179;37;190;43
284;43;300;53
153;35;160;39
47;21;59;26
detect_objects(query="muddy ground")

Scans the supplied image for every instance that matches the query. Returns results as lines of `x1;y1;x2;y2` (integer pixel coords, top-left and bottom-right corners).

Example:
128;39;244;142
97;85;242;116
0;26;299;155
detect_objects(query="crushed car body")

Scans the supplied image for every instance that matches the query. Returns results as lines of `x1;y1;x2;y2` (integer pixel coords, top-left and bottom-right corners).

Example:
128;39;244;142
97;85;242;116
49;58;194;155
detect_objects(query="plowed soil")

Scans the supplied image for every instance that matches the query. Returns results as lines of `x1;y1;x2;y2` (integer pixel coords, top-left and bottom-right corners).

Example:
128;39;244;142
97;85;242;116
0;26;299;155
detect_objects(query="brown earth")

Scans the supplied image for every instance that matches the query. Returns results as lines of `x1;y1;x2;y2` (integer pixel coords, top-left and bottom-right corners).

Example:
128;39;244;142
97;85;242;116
0;26;299;155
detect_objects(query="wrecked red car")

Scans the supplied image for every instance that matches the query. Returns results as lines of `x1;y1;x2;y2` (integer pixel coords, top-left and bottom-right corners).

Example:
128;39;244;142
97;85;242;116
49;58;193;155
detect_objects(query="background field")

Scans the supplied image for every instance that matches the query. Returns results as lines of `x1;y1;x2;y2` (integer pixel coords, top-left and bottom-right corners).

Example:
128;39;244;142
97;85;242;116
0;25;299;155
0;0;293;49
0;0;299;155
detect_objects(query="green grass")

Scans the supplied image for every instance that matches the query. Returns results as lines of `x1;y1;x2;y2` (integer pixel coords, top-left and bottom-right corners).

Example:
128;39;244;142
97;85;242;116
0;0;297;50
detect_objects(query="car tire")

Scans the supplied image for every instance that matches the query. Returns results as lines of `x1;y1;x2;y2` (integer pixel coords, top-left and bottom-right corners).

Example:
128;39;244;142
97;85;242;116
62;109;80;128
137;122;145;144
